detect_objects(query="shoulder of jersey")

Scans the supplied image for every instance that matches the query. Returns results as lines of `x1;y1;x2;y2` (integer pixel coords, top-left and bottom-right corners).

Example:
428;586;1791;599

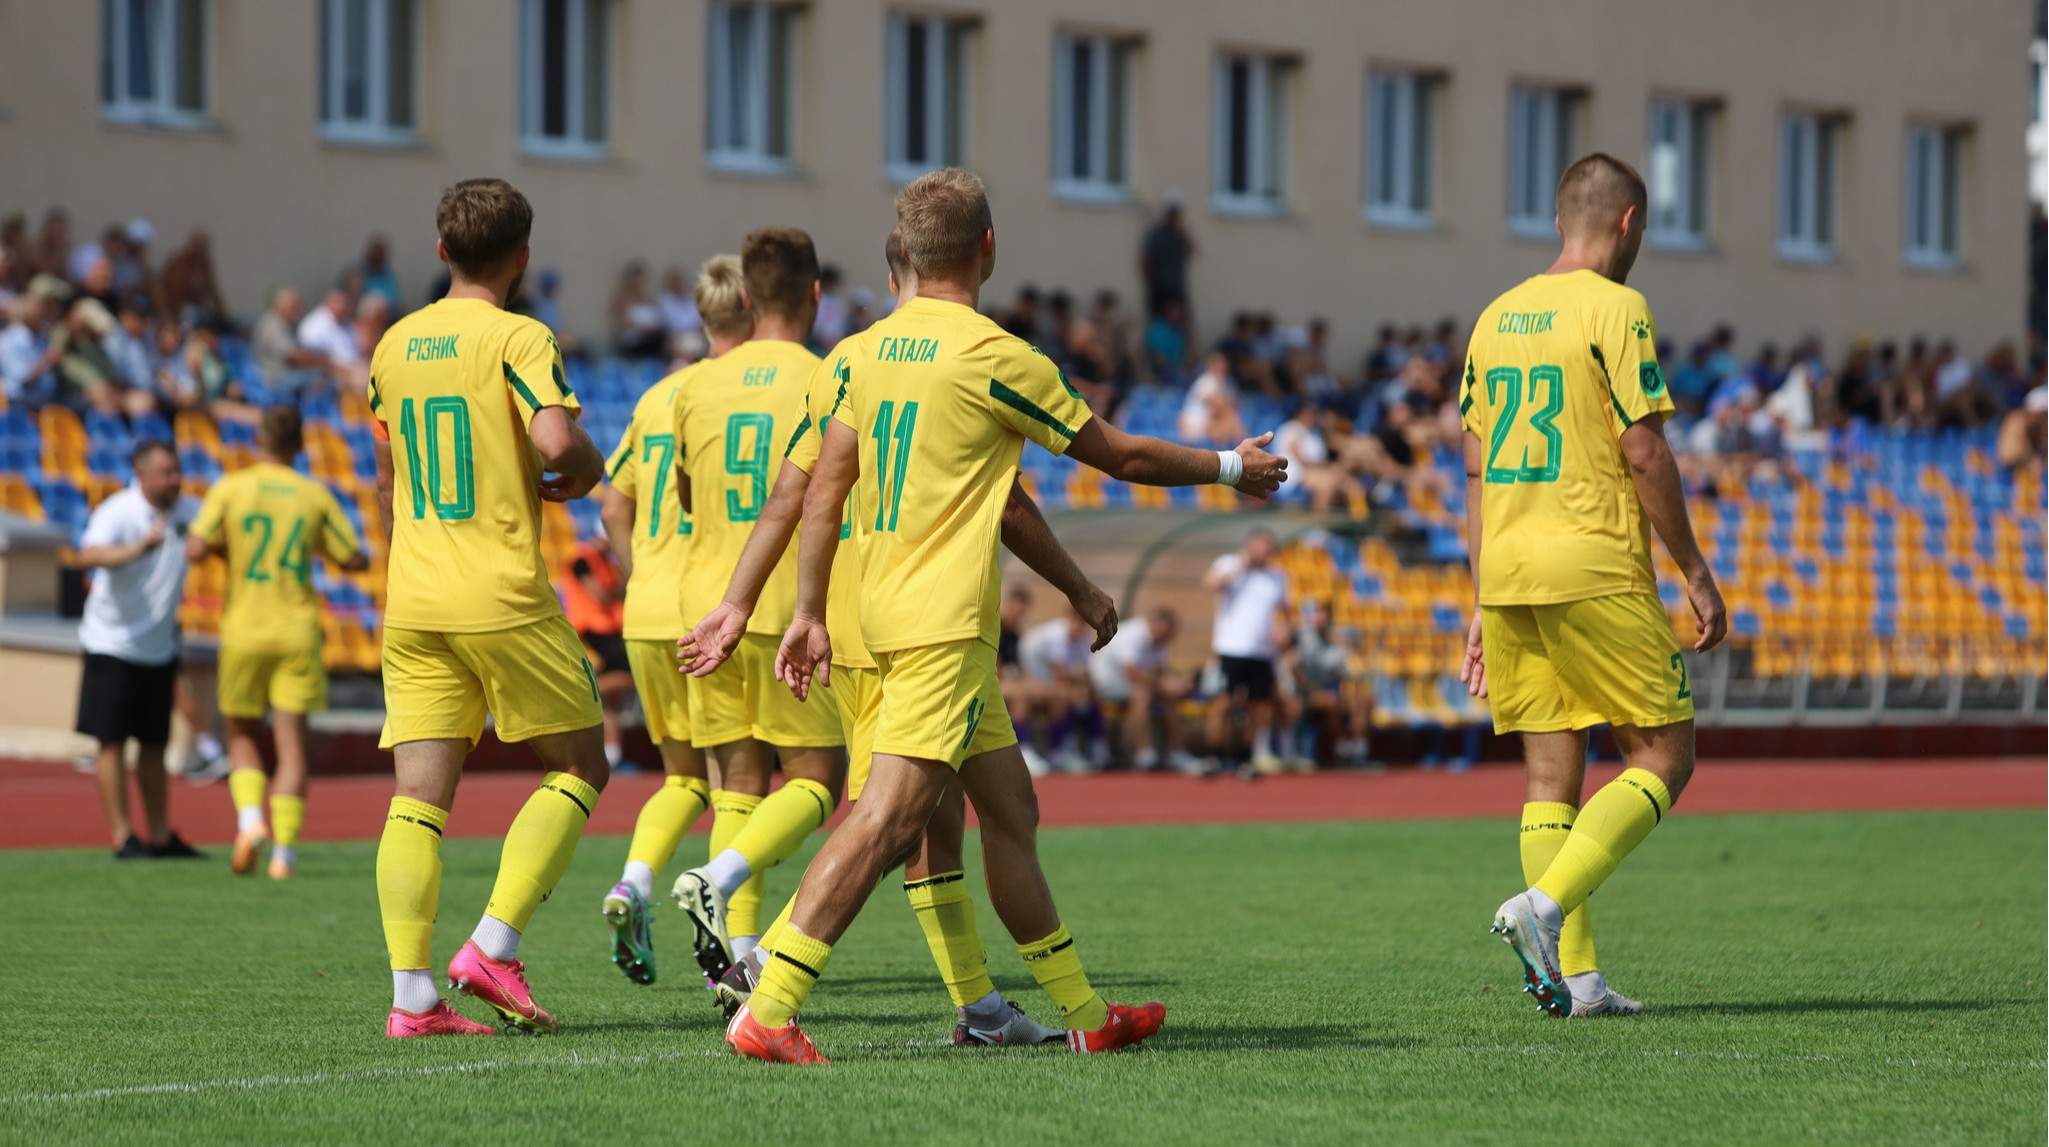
635;370;688;418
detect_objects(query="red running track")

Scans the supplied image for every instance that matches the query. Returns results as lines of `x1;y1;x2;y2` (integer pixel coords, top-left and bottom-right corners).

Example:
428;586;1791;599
1;757;2040;850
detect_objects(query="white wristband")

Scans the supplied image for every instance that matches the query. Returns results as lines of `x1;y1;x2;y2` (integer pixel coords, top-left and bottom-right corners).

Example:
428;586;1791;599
1214;449;1244;487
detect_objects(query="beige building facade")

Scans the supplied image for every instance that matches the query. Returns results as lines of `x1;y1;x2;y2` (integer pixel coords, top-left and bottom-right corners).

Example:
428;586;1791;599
0;0;2033;366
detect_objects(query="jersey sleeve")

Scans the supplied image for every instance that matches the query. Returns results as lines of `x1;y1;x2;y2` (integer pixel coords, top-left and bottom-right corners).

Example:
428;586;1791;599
317;486;364;564
607;425;639;497
985;343;1094;456
1457;352;1481;437
502;321;580;430
1596;294;1675;434
189;484;228;547
784;356;841;475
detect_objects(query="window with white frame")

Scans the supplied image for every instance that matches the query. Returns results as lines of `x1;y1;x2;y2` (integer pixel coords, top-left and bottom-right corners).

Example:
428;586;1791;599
1903;123;1965;267
885;13;970;181
707;2;799;172
1646;98;1714;247
1364;70;1437;227
1213;52;1292;213
1052;33;1134;200
319;0;416;142
520;0;609;156
1778;112;1842;260
100;0;208;126
1507;85;1581;235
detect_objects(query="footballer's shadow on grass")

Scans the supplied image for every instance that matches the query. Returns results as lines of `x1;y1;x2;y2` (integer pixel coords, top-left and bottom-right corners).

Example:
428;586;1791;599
828;974;1185;997
1655;998;2020;1018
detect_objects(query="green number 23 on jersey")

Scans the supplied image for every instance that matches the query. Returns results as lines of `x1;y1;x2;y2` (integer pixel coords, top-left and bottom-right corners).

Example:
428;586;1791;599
1481;365;1564;485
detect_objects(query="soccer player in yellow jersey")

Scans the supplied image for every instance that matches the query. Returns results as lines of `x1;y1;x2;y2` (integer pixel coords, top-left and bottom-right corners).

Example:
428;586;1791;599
1456;154;1727;1019
368;179;612;1039
731;168;1284;1064
682;227;1116;1047
665;227;846;983
593;254;749;984
186;406;367;881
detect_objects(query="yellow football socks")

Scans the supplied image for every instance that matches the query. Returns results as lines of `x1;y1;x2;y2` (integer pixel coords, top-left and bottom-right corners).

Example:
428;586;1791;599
906;871;997;1007
627;775;710;872
1521;801;1597;977
1534;768;1673;916
751;925;833;1027
376;796;447;970
727;778;836;873
484;771;599;932
227;767;267;818
1018;925;1108;1031
760;892;797;954
270;794;306;849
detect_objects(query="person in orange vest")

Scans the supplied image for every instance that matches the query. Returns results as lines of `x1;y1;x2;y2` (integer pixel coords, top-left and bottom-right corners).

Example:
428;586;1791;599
561;532;633;768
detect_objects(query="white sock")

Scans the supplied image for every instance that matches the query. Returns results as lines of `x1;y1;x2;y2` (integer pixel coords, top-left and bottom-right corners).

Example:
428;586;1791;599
392;969;439;1013
470;914;522;961
1527;888;1564;931
604;741;622;767
272;845;296;866
702;848;752;896
621;859;655;900
730;935;759;962
1252;728;1275;758
1134;748;1159;769
961;989;1008;1027
237;806;266;834
744;947;767;976
1566;970;1608;1002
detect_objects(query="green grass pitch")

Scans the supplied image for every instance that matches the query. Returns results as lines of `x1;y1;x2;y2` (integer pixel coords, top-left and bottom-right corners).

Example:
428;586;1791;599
2;810;2043;1144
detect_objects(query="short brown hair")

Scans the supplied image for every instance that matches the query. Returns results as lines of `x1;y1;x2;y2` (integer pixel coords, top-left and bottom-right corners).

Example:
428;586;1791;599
261;405;304;459
1555;153;1647;236
739;226;820;319
436;178;534;278
883;225;912;283
694;254;750;339
894;168;991;278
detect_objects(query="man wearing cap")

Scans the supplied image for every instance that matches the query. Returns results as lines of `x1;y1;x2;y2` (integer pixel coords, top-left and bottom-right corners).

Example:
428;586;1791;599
0;273;71;407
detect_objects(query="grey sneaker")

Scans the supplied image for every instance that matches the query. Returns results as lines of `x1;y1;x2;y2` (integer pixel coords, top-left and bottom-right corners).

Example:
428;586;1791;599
953;1001;1064;1048
1570;985;1645;1017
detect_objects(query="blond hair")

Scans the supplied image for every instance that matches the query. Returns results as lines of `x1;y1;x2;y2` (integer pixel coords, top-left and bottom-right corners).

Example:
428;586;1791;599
694;254;749;339
893;167;991;278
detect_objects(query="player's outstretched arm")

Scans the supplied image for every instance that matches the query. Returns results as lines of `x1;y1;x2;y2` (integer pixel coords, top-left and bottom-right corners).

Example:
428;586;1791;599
1619;415;1727;653
1459;431;1487;698
999;476;1118;651
681;459;811;677
599;485;636;581
775;420;857;700
1065;419;1287;498
529;406;607;503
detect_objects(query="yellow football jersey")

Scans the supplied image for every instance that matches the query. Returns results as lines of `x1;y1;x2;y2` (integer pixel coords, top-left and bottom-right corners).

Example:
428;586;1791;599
607;372;694;641
673;338;821;636
832;296;1093;653
369;297;579;633
1459;269;1676;606
787;344;874;670
191;461;363;654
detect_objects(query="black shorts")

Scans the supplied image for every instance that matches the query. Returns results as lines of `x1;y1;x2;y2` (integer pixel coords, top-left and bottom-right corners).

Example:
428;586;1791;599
1218;655;1277;703
76;652;179;746
582;631;629;676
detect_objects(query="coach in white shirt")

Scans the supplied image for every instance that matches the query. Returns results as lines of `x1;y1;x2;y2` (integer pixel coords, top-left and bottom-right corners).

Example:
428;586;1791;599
73;441;204;860
1204;529;1288;771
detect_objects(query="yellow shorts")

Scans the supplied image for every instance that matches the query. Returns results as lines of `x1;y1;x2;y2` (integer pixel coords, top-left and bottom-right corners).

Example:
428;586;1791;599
627;638;691;745
832;663;882;801
379;616;604;749
218;643;327;719
686;633;841;750
872;638;1018;767
1481;592;1694;735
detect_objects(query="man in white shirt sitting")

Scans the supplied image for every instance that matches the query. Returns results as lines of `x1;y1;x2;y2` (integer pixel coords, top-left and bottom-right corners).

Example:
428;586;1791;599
295;288;366;392
1204;529;1289;774
1017;610;1103;774
1089;607;1200;773
73;441;204;859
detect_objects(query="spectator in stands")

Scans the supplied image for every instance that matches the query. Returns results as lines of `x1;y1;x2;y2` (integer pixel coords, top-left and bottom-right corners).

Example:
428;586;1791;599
1288;600;1371;769
160;229;227;326
1144;297;1192;382
1017;608;1103;774
106;296;157;393
1179;352;1247;445
1997;385;2047;473
110;219;158;308
812;264;848;348
0;248;16;314
72;440;204;860
523;267;582;359
996;584;1033;728
1139;190;1196;322
353;292;392;360
252;287;329;395
162;318;246;418
0;273;69;407
34;208;72;281
611;260;667;359
1091;289;1136;389
352;234;400;308
74;249;118;312
0;212;31;291
1000;283;1043;343
296;287;364;391
656;264;700;345
1204;529;1288;774
1273;400;1363;511
1932;339;1999;428
1089;607;1199;773
1668;340;1717;418
559;533;634;770
57;297;155;417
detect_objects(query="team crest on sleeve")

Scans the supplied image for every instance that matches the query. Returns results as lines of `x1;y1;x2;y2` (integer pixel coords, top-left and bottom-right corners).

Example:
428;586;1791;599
1640;361;1666;396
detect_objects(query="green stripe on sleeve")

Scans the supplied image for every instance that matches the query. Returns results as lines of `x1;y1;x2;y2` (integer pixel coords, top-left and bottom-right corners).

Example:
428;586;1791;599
987;378;1078;442
1610;391;1635;428
783;413;814;458
609;448;632;480
504;362;544;411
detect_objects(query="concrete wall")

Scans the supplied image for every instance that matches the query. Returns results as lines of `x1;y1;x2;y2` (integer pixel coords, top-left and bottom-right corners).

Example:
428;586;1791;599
0;0;2032;367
